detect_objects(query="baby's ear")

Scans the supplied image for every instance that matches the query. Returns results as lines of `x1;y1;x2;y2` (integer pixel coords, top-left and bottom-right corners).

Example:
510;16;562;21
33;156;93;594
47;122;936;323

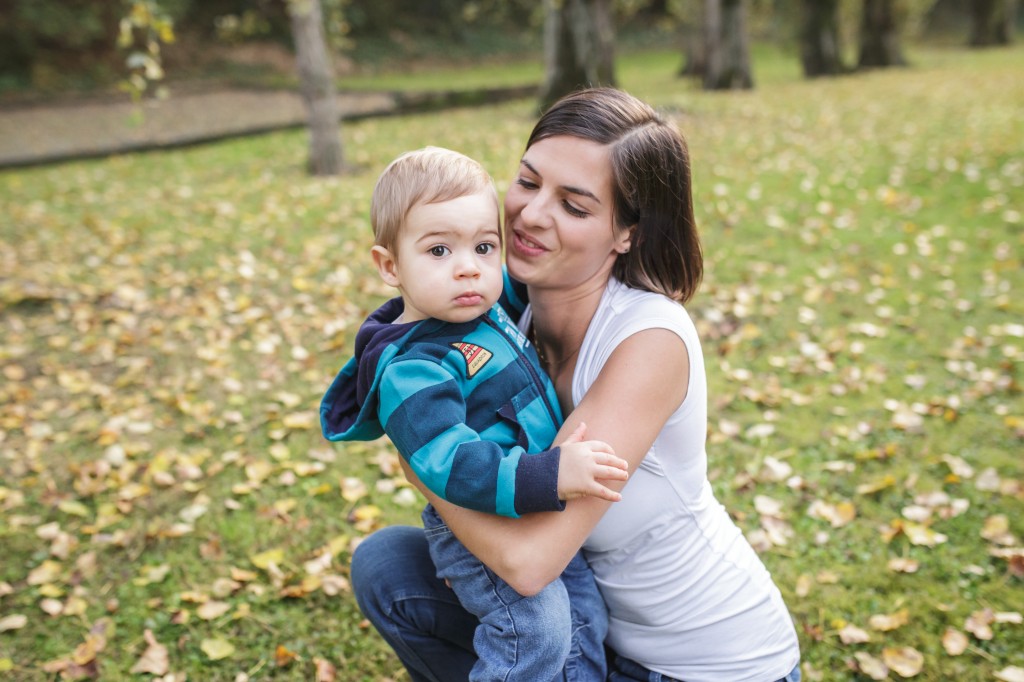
371;246;401;288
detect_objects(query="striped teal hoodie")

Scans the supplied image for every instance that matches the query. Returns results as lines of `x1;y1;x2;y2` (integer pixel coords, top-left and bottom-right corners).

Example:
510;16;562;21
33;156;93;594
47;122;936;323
320;294;566;518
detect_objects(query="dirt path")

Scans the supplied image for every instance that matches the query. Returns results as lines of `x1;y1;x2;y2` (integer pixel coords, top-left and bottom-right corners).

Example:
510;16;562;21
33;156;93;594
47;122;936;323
0;87;402;168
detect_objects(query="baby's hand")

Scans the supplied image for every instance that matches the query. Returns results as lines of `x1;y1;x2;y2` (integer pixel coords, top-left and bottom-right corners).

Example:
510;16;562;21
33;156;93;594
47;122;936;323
556;422;629;502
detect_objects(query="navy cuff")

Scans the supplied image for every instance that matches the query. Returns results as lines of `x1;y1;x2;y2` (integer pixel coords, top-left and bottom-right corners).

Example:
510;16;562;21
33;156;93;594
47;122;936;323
514;447;566;515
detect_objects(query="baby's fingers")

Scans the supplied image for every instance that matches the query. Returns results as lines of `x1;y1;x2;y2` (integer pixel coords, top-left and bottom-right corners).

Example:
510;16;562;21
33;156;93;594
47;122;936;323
591;483;623;503
593;450;628;471
597;464;629;481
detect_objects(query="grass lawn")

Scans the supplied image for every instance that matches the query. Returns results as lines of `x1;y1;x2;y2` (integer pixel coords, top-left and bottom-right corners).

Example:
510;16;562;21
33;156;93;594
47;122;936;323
0;44;1021;681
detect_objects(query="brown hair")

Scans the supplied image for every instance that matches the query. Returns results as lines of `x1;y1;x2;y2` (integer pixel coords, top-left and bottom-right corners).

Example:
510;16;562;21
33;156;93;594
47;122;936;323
526;88;702;303
371;146;499;256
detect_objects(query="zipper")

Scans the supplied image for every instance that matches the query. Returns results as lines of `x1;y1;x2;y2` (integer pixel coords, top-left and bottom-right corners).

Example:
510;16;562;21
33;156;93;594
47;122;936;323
482;314;561;427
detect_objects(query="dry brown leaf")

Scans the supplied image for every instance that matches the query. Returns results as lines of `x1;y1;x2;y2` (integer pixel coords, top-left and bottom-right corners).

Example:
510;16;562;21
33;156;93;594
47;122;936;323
854;651;888;680
341;477;369;503
40;598;63;616
965;608;995;640
275;644;299;667
995;666;1024;682
981;514;1018;545
816;570;840;584
838;624;871;644
941;627;968;656
211;578;242;598
197;600;231;620
795;574;812;598
882;646;924;677
887;557;919;573
320;574;351;596
129;629;169;675
0;614;27;632
869;608;909;631
314;657;337;682
27;560;62;586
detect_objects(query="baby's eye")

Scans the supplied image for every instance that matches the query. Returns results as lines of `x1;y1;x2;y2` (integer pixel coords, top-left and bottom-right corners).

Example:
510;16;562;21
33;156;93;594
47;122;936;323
429;245;450;257
476;242;497;255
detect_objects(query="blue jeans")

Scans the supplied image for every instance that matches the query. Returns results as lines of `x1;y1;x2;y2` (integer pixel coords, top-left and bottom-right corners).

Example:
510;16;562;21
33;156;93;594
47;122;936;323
352;522;608;682
609;651;803;682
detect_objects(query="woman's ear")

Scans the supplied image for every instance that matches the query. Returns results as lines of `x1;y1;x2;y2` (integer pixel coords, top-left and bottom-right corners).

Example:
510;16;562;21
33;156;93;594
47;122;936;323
371;245;402;288
613;226;635;255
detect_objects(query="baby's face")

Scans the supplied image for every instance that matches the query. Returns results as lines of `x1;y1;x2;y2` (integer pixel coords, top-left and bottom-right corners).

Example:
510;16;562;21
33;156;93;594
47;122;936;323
391;190;503;324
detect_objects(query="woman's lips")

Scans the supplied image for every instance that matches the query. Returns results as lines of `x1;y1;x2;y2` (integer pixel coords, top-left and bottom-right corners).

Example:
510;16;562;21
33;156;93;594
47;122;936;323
511;230;547;256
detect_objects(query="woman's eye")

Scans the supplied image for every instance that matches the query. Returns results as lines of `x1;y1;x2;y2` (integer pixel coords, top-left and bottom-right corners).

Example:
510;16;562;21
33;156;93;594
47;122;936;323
515;177;538;190
476;242;496;255
563;202;588;218
429;245;450;257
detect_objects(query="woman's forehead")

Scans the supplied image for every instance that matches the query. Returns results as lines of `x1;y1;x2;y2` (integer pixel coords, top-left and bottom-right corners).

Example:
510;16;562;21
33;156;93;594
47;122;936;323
523;136;612;197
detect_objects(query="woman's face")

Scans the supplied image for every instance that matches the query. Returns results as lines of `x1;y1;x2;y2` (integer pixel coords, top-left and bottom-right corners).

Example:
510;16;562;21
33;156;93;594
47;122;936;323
504;135;631;293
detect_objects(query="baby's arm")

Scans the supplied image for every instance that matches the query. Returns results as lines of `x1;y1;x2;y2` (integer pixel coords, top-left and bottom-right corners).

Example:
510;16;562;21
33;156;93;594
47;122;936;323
555;422;628;502
379;357;564;518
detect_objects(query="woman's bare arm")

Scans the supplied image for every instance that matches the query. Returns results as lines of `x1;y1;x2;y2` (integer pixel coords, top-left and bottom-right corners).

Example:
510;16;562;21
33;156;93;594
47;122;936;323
408;328;689;595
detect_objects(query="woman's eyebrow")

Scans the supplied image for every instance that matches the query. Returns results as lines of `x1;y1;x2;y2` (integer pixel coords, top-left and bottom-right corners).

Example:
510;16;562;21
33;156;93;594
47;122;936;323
520;158;601;204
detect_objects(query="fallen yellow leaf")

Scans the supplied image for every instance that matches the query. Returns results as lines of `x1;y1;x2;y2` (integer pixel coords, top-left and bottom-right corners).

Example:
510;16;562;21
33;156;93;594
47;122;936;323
250;548;285;570
200;637;235;660
57;500;90;517
133;564;171;586
282;411;316;429
27;560;62;586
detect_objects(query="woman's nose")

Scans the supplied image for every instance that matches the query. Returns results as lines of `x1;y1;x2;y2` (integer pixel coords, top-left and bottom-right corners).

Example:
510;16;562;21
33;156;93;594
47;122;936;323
518;192;552;230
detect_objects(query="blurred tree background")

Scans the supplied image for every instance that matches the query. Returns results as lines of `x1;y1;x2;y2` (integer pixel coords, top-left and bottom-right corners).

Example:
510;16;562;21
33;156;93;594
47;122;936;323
1;0;1018;98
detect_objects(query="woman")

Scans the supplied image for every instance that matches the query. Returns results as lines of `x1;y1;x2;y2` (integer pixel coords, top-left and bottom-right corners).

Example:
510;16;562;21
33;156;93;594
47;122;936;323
351;88;801;682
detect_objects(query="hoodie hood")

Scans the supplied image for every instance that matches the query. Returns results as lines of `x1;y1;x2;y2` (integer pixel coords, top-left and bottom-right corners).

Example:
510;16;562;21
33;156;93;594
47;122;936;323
320;297;438;442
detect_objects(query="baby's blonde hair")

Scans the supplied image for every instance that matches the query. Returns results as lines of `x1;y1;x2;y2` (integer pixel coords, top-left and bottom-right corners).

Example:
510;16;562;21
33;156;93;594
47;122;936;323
371;146;499;256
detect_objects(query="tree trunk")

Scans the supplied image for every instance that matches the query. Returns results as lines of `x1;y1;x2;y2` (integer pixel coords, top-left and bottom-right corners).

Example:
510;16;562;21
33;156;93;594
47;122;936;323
799;0;845;77
969;0;1018;46
703;0;754;90
999;0;1019;43
539;0;617;111
288;0;343;176
678;8;706;77
858;0;907;69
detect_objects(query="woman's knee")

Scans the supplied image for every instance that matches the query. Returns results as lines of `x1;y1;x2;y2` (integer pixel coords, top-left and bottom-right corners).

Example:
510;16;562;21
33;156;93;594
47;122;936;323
351;525;428;616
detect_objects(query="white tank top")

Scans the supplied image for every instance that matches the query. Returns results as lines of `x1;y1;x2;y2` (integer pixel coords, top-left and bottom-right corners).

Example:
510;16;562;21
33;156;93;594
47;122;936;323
524;279;799;682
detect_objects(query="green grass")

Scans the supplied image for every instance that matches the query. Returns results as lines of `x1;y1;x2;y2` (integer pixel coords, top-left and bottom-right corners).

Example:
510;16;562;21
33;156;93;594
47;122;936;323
1;44;1022;681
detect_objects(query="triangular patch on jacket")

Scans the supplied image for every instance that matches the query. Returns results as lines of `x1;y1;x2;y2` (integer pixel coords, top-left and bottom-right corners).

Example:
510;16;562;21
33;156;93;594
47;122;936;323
450;342;493;379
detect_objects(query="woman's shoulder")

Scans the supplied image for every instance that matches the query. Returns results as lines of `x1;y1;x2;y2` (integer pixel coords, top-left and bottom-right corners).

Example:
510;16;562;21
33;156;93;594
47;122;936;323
580;279;698;365
602;279;693;327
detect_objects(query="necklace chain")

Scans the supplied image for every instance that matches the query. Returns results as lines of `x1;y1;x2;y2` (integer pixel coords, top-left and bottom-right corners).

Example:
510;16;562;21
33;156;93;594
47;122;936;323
530;324;582;372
